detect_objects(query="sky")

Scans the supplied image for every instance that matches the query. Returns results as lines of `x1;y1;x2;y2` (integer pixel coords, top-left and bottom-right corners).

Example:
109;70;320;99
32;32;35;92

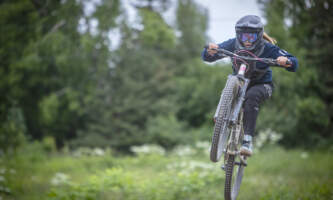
195;0;263;43
83;0;264;49
122;0;263;43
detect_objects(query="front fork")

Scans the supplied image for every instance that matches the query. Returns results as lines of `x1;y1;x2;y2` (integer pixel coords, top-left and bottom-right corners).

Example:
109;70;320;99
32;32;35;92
214;75;250;126
220;75;249;171
226;75;249;158
219;64;250;170
230;75;250;125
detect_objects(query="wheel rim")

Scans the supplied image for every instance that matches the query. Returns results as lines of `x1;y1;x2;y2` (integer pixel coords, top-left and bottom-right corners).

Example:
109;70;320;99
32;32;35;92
231;164;244;200
216;124;229;160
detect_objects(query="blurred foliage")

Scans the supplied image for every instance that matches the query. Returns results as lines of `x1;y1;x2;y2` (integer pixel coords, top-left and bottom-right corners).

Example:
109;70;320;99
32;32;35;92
1;143;332;200
146;113;189;149
41;136;57;153
175;0;208;61
175;59;231;127
139;8;176;48
257;0;333;148
0;0;332;153
0;106;26;155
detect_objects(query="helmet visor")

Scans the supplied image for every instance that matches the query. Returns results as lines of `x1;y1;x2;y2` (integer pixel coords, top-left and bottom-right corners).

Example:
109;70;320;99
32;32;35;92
240;33;258;43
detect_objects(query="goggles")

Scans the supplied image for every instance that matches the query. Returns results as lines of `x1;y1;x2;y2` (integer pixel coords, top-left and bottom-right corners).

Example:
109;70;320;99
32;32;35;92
240;33;258;43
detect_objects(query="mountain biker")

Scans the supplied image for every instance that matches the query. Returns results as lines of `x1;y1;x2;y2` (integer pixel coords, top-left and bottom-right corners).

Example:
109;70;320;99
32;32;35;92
201;15;298;156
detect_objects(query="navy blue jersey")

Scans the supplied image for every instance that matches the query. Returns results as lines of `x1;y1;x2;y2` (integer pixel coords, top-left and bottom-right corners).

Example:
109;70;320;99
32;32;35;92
201;38;298;84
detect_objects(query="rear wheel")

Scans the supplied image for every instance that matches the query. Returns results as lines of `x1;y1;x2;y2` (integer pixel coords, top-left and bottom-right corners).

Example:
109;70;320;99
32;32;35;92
224;155;246;200
210;76;239;162
224;122;246;200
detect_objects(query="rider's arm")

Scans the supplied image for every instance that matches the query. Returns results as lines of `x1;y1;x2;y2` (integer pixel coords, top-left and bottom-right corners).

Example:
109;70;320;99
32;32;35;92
268;44;298;72
202;38;236;62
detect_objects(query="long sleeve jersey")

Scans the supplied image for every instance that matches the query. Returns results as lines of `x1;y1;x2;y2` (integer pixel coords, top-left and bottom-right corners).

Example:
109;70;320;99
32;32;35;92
201;38;298;84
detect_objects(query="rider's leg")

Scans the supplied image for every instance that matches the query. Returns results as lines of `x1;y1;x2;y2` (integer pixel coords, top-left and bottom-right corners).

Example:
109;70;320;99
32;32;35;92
240;83;273;156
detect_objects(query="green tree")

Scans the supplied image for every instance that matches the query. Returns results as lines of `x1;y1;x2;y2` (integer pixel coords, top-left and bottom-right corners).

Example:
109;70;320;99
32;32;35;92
74;2;179;150
257;0;332;147
0;0;121;149
285;0;333;143
0;0;39;152
175;0;209;62
173;0;224;128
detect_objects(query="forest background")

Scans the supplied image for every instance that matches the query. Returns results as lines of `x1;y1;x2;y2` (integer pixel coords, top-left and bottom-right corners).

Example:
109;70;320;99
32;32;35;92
0;0;332;199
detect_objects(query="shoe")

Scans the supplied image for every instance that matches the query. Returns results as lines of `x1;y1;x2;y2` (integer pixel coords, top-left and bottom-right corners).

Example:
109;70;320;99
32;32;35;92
240;135;253;156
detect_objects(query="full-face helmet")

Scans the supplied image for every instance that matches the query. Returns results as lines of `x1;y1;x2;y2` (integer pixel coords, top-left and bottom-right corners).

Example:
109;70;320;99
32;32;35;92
235;15;264;52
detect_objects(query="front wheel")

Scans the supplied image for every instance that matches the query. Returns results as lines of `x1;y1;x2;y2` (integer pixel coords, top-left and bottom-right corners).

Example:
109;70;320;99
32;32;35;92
210;76;239;162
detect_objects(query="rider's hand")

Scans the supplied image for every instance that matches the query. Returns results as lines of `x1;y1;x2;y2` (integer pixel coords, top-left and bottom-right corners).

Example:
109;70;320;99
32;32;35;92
277;56;292;67
207;43;219;56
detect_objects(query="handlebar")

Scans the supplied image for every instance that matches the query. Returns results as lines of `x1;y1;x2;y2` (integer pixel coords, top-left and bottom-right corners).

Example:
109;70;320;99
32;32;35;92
204;45;292;67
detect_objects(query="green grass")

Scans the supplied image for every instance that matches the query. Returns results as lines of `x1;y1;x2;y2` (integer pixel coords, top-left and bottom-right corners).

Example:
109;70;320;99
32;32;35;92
1;145;332;200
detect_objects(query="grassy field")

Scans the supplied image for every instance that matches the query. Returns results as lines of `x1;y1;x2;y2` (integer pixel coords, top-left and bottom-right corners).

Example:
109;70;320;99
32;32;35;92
1;143;332;200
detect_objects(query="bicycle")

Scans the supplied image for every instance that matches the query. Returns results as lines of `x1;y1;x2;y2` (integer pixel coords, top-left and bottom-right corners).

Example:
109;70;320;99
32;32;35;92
206;46;291;200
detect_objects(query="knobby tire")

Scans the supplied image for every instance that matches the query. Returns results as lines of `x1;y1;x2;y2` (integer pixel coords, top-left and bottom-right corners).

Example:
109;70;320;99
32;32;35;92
210;76;239;162
224;155;235;200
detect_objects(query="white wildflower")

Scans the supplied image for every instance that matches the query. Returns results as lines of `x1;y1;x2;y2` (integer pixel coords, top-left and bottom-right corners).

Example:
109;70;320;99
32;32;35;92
73;147;92;157
195;141;210;149
269;131;283;144
195;141;211;155
167;160;216;179
301;152;308;159
93;148;105;156
130;144;165;156
0;176;5;182
73;147;106;157
4;188;10;193
0;186;10;194
173;145;195;157
50;172;70;186
167;149;222;179
187;161;214;170
0;168;5;174
166;163;177;170
255;128;283;149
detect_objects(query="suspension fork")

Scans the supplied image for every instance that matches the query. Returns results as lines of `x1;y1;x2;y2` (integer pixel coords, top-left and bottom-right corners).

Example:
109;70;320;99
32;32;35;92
225;75;249;155
230;75;250;126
